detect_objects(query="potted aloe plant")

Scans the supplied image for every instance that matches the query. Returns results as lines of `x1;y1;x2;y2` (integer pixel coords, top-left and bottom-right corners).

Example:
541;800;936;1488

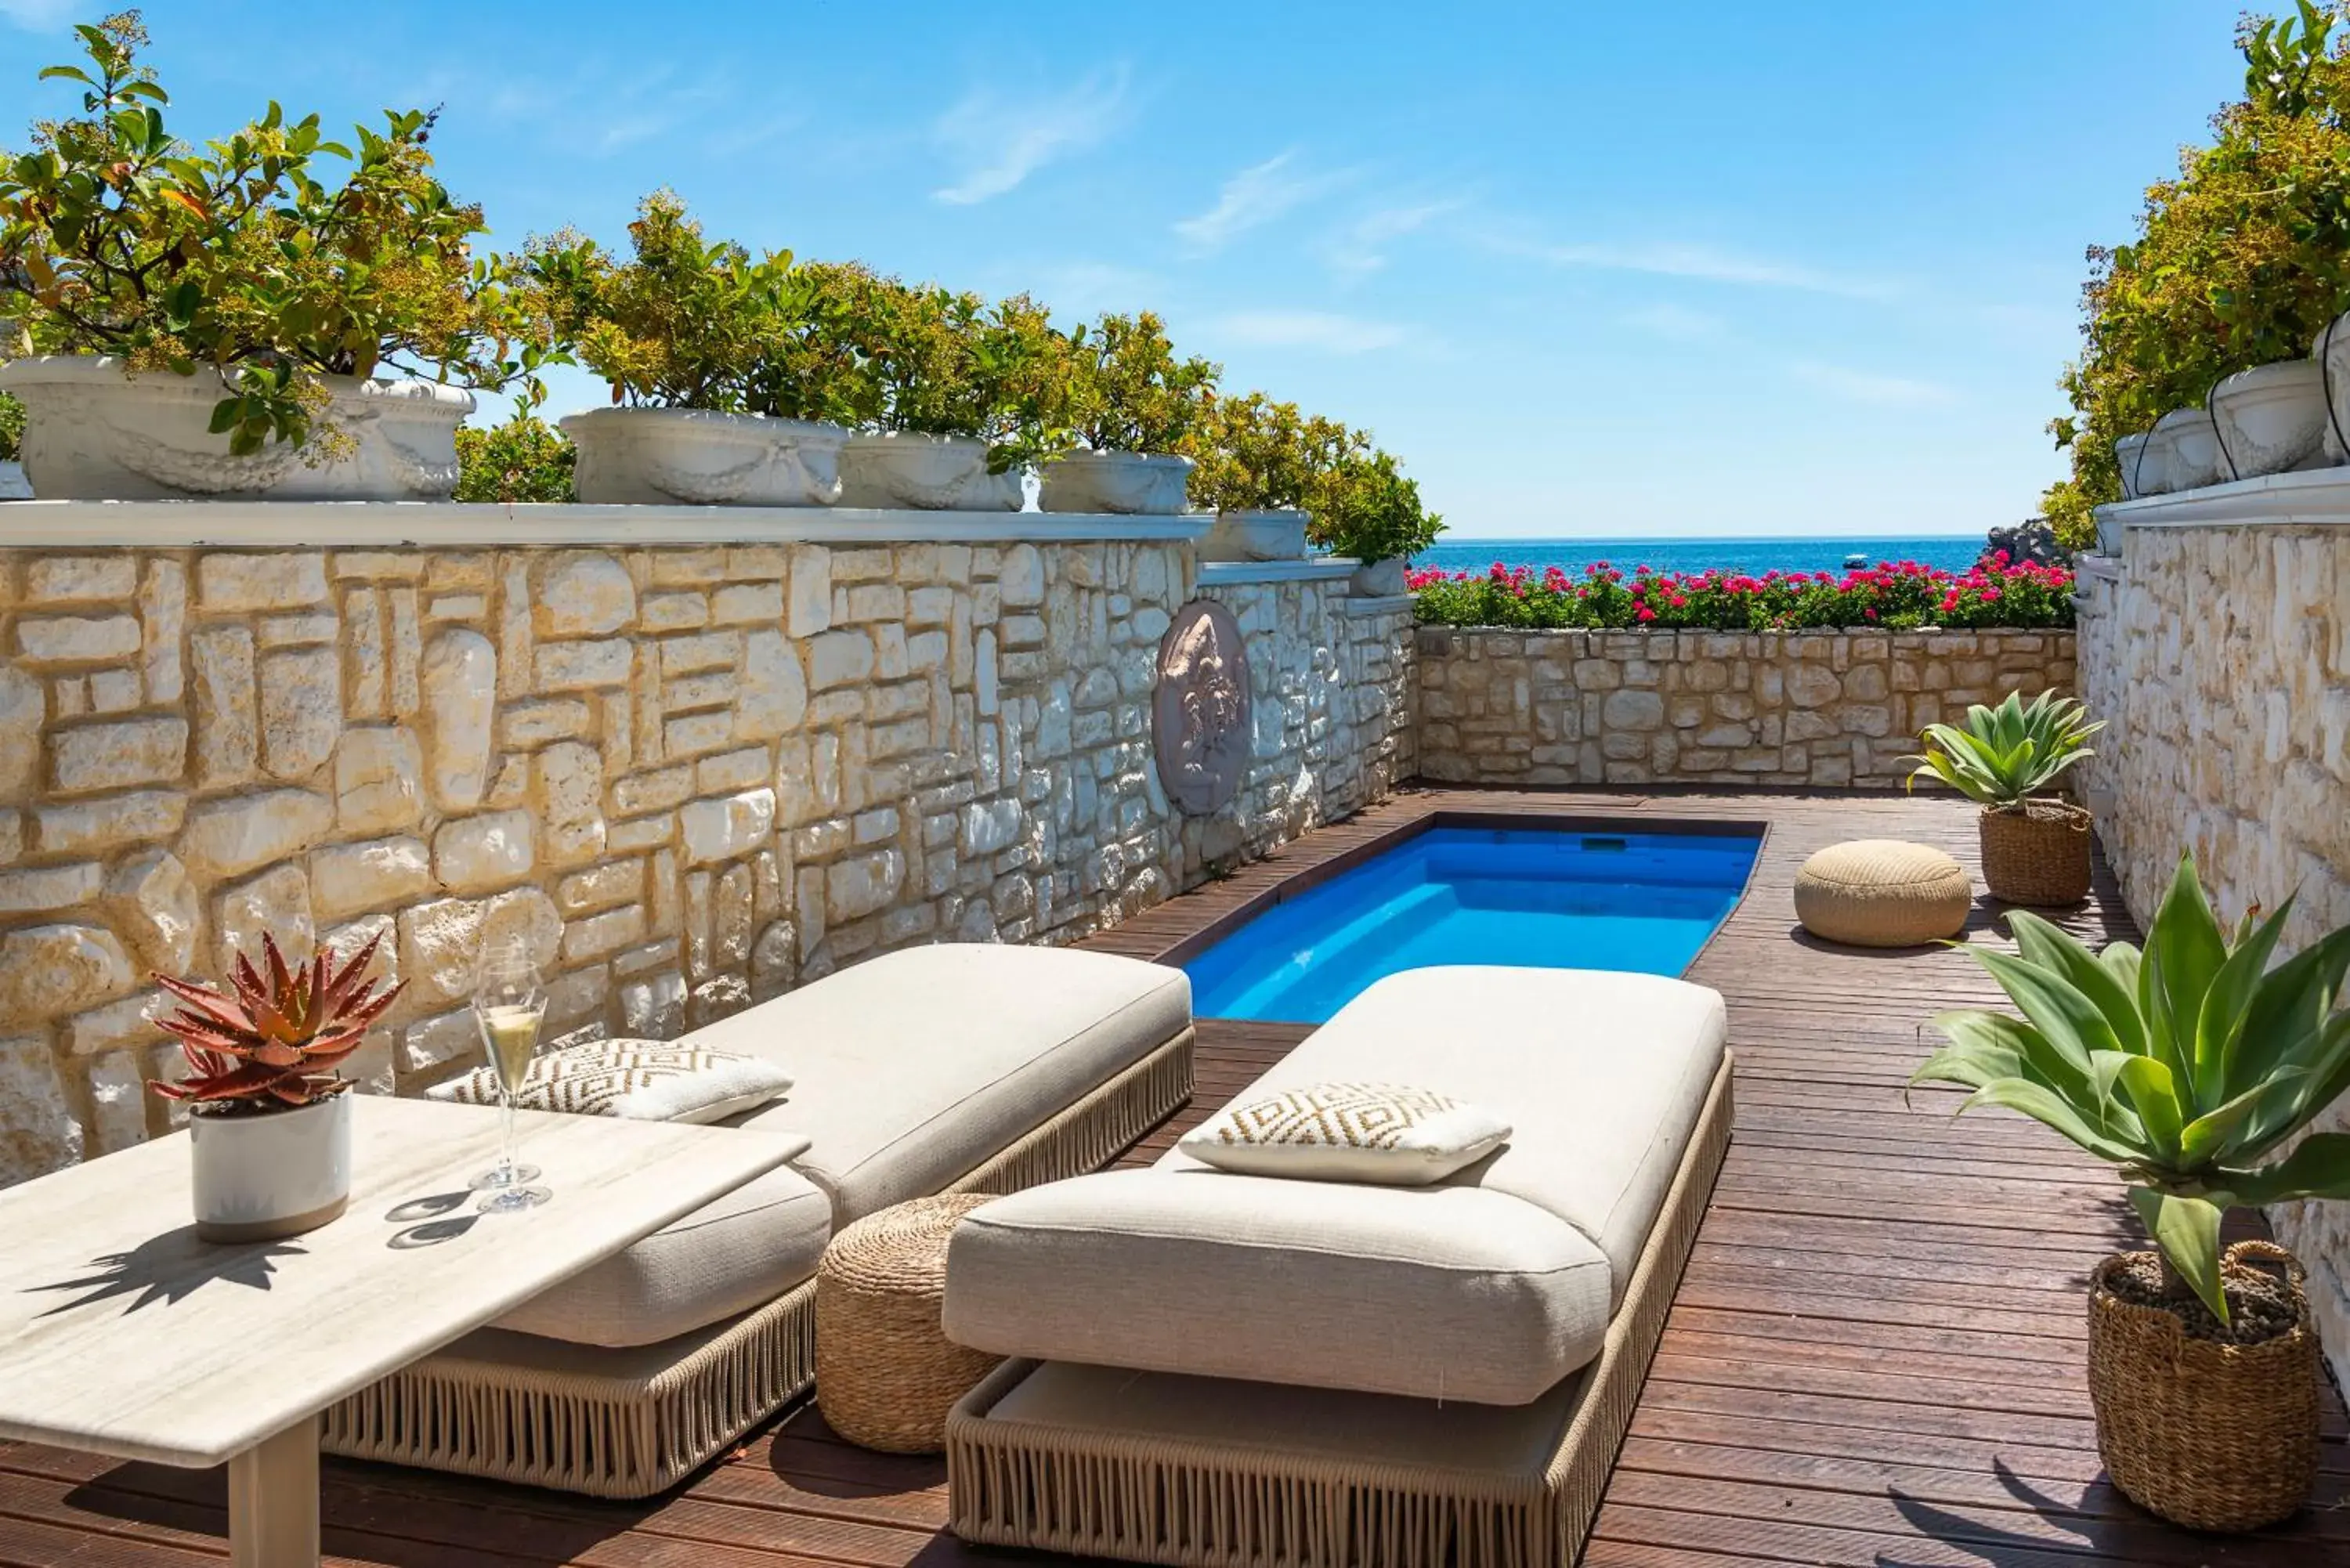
1914;855;2350;1530
1905;689;2101;905
532;192;855;505
153;932;401;1243
1040;310;1217;515
1307;448;1444;594
0;15;541;500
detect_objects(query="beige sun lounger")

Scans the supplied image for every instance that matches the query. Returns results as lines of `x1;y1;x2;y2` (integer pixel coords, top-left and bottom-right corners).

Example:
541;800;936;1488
322;942;1195;1498
938;965;1731;1568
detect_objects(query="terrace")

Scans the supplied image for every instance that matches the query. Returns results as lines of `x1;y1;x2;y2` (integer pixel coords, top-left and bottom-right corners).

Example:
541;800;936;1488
0;788;2343;1567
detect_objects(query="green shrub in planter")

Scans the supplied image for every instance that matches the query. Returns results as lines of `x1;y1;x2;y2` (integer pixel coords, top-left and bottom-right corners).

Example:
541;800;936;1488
0;392;20;462
1065;311;1219;454
0;12;540;457
1182;392;1364;512
1306;449;1444;564
454;411;575;503
829;274;1073;473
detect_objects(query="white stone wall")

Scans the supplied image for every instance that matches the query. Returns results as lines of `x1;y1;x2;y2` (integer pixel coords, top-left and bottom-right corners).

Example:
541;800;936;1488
0;524;1412;1185
2077;519;2350;1377
1417;627;2077;788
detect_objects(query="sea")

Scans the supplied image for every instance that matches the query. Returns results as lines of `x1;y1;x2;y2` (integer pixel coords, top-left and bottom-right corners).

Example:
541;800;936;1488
1412;533;1990;580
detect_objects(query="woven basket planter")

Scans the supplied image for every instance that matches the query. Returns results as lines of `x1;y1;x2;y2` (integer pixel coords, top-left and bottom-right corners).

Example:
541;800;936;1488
1979;800;2092;905
2087;1242;2320;1532
816;1192;1003;1454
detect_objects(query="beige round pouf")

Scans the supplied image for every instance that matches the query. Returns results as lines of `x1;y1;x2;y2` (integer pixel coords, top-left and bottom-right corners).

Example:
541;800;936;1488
815;1192;999;1453
1794;839;1973;948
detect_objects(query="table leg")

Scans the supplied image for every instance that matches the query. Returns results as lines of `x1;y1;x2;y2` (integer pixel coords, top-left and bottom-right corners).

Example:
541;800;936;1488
226;1414;320;1568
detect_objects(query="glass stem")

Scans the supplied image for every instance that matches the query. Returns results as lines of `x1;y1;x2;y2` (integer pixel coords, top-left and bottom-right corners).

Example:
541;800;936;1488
501;1089;518;1183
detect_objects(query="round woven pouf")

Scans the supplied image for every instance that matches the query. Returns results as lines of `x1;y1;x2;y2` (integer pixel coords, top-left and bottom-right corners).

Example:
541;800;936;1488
815;1192;999;1453
1793;839;1972;948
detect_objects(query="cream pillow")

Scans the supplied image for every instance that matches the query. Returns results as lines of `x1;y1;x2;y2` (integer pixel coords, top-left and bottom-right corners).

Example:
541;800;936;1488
428;1039;792;1125
1178;1082;1511;1186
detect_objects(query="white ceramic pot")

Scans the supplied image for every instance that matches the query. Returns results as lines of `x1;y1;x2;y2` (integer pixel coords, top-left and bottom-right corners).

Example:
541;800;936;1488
837;432;1021;511
2210;359;2331;479
2312;313;2350;464
0;460;28;500
1037;450;1194;515
2113;433;2152;500
190;1093;352;1244
1200;509;1310;562
1350;557;1410;596
2140;407;2223;495
561;406;847;506
0;355;472;500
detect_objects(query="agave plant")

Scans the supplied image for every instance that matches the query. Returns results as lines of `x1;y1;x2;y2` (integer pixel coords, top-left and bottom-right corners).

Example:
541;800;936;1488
152;932;402;1111
1905;689;2102;809
1915;854;2350;1322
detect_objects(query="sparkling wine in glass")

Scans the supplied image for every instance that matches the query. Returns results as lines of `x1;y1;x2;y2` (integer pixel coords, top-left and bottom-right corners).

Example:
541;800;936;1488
470;940;550;1212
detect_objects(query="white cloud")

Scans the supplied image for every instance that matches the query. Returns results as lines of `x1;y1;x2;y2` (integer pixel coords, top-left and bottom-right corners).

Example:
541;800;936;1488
1325;197;1466;279
1491;230;1896;301
1623;302;1726;344
1176;151;1350;252
1789;359;1958;407
931;67;1131;205
1204;310;1406;354
0;0;78;30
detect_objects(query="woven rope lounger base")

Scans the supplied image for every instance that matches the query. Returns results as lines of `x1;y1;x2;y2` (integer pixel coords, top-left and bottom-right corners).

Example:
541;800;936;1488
944;1050;1732;1568
322;1028;1195;1499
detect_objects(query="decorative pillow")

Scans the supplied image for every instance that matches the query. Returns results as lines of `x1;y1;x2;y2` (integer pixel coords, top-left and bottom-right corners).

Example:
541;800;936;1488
1177;1082;1511;1186
427;1040;792;1125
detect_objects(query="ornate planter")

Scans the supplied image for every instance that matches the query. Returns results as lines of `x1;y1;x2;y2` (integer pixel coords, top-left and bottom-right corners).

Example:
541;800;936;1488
0;461;27;500
190;1092;352;1243
2137;406;2223;496
2314;312;2350;465
838;432;1021;511
1037;450;1193;515
562;406;847;505
1350;557;1409;596
1979;799;2092;905
1199;508;1309;562
2088;1242;2319;1532
0;354;472;500
2112;432;2152;500
2209;359;2330;479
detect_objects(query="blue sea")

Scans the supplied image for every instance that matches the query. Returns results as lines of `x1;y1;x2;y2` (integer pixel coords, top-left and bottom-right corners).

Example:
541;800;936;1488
1414;533;1989;580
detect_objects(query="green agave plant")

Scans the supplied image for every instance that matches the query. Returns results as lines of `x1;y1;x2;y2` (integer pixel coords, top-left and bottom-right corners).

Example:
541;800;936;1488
1915;854;2350;1322
1905;689;2102;809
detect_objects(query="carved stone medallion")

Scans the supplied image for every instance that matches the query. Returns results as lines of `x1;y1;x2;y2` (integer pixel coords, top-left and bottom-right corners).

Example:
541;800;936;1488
1153;600;1253;816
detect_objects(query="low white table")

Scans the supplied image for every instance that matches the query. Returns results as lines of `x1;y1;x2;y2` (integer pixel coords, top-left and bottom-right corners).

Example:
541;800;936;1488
0;1096;803;1566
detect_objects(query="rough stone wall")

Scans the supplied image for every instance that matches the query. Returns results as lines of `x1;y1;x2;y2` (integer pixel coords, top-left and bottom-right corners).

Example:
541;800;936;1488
1415;627;2077;788
2077;524;2350;1376
0;538;1411;1185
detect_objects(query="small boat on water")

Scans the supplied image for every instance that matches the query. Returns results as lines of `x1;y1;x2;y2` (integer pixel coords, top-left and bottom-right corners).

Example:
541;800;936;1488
1842;552;1868;569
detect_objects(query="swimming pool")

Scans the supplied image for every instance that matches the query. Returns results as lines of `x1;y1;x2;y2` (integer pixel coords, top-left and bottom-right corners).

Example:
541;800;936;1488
1182;825;1762;1022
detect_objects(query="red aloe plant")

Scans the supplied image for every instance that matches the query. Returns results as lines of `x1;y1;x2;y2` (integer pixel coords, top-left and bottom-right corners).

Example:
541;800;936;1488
151;932;403;1111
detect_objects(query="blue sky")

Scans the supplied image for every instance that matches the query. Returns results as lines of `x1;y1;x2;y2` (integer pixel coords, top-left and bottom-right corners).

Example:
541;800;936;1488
3;1;2260;538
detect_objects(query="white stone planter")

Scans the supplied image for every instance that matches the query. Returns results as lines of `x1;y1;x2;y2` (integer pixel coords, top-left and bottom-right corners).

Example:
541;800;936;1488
562;406;848;506
2210;359;2332;479
2312;313;2350;464
1200;509;1310;562
0;461;27;500
190;1092;352;1243
1037;450;1193;515
2113;433;2152;500
0;355;472;500
837;432;1021;511
1350;558;1409;596
2138;407;2223;496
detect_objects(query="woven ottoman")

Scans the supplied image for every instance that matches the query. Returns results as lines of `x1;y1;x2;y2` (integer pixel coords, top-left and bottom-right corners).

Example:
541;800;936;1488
1794;839;1972;947
816;1192;1000;1452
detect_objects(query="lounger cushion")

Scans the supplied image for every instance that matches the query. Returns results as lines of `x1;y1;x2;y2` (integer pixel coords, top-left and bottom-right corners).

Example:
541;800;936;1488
1162;966;1726;1298
494;1160;832;1348
709;943;1191;1224
944;1169;1611;1404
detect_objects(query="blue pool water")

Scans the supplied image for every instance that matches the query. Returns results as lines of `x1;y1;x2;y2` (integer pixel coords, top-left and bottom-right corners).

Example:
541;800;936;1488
1184;827;1762;1024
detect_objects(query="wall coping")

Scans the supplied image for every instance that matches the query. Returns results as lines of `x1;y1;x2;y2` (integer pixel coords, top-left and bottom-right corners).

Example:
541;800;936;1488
2095;467;2350;531
1196;558;1358;586
0;500;1216;549
1344;594;1414;615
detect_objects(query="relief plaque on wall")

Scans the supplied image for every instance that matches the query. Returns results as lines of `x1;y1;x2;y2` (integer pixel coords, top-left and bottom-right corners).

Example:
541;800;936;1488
1153;600;1252;816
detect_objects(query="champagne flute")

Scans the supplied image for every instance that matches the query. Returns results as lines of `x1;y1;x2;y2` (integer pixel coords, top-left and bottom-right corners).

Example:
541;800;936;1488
469;939;550;1212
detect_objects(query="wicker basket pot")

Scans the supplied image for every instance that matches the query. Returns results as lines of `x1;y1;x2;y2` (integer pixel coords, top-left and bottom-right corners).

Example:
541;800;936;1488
1978;800;2092;905
2087;1242;2320;1532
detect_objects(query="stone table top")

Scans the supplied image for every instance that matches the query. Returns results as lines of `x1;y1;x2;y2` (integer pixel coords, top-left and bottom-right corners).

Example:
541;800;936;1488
0;1095;801;1467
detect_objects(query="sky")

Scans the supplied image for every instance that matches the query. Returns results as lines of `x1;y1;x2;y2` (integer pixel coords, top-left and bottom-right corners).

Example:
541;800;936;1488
0;0;2265;538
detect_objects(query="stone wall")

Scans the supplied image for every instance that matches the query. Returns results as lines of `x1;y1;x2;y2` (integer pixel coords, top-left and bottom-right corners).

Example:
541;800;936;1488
1416;627;2077;788
0;510;1412;1186
2077;500;2350;1377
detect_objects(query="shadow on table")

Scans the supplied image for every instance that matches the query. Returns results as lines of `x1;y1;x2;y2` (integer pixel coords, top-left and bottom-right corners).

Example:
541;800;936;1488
24;1227;303;1315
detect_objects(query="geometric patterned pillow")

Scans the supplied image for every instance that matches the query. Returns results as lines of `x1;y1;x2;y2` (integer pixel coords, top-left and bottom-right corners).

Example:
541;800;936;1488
425;1039;792;1125
1176;1081;1512;1186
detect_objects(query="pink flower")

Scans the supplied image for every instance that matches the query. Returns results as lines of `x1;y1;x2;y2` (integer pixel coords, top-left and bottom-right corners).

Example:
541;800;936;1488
1635;605;1658;623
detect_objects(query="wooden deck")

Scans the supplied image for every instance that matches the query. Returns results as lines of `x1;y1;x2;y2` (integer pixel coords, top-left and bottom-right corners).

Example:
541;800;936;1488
4;786;2346;1566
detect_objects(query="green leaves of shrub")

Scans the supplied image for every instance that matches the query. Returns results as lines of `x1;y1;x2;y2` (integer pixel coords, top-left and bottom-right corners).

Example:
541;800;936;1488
1903;690;2102;808
1915;854;2350;1322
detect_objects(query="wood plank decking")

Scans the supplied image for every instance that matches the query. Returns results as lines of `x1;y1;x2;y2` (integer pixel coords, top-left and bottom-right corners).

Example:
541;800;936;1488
4;786;2347;1566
